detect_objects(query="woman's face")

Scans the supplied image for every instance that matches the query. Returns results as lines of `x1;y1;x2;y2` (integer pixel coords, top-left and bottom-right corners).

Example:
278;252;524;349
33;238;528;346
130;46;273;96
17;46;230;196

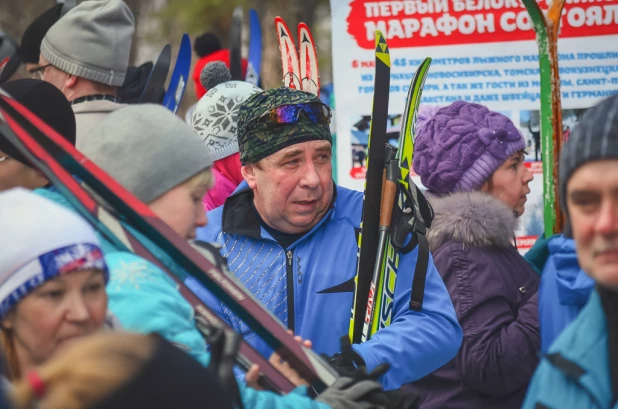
482;150;533;217
2;270;108;369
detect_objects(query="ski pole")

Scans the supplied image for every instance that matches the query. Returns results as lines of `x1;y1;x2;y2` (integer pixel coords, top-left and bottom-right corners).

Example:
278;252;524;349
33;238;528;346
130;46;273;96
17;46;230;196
361;144;398;342
195;318;281;392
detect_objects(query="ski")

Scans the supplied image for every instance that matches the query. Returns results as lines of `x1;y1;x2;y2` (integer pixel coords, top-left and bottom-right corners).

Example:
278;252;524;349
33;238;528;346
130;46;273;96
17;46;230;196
246;9;262;86
397;58;432;195
140;44;171;104
0;92;295;394
275;16;301;90
0;94;338;393
522;0;566;235
0;57;8;79
162;34;191;114
349;31;391;344
298;22;319;96
369;58;432;339
230;7;243;81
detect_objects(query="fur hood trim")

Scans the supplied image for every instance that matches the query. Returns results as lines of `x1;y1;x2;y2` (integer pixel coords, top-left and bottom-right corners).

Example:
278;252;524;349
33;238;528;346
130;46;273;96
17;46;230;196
426;191;519;250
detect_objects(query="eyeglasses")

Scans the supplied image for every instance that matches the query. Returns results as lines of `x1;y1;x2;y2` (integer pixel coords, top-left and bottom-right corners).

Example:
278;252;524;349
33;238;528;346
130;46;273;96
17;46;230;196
254;102;332;127
28;64;53;80
0;156;11;164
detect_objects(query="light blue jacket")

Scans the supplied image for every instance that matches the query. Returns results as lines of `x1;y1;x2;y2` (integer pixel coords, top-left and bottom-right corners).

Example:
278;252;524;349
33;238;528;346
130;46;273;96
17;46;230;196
539;235;594;352
34;187;330;409
522;289;616;409
196;183;462;390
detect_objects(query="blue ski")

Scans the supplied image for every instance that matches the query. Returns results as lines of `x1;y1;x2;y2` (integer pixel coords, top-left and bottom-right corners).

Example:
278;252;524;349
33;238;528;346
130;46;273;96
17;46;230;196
162;34;191;114
246;8;262;86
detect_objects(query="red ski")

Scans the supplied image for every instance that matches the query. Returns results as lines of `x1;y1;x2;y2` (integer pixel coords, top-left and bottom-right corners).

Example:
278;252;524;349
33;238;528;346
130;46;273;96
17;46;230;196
298;23;319;96
0;93;338;393
275;17;301;90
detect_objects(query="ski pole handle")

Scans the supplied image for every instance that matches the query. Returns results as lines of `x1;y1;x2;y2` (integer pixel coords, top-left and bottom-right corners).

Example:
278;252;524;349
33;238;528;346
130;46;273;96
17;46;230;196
379;145;398;230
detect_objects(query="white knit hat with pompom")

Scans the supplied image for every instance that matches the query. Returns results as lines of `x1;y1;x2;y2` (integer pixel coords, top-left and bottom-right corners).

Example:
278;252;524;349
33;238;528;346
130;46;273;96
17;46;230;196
191;61;261;161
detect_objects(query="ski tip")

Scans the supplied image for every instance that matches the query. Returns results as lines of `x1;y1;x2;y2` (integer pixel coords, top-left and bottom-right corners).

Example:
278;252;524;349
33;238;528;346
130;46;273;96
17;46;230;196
180;33;191;47
233;6;243;18
418;57;432;73
548;0;566;24
520;0;545;16
374;30;389;52
275;16;293;40
298;23;312;44
374;31;390;66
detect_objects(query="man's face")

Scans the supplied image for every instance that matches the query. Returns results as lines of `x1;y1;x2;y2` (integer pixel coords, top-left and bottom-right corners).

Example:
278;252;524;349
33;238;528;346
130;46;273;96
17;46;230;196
567;159;618;290
37;55;70;93
243;140;334;234
25;63;40;77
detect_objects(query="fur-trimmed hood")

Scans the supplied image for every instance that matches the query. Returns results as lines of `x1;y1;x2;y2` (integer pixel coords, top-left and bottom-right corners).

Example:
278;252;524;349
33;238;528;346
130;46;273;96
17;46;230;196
426;191;519;251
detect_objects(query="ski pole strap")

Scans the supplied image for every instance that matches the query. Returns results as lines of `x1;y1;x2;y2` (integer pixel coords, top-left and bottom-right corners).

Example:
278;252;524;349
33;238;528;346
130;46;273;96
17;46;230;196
203;324;245;409
390;181;432;254
409;233;429;312
192;240;228;270
390;178;434;312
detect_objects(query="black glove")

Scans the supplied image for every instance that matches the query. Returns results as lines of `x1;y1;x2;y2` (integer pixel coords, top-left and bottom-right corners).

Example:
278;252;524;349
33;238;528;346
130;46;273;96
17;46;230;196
118;62;154;104
320;336;420;409
324;336;368;377
317;364;420;409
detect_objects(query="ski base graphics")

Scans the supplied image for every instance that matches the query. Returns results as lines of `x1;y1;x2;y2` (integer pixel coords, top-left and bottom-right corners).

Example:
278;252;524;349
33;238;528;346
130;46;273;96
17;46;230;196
162;34;191;114
349;31;391;344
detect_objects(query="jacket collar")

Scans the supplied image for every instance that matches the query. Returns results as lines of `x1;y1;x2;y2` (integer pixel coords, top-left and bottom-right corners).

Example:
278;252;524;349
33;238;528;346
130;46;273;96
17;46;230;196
546;289;611;408
551;235;594;308
70;94;121;106
71;99;125;115
425;191;519;250
221;181;338;245
221;185;261;239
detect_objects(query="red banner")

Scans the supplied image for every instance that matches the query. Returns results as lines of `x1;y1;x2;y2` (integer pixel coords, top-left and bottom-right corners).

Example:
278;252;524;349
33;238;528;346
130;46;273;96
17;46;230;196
516;235;539;250
347;0;618;49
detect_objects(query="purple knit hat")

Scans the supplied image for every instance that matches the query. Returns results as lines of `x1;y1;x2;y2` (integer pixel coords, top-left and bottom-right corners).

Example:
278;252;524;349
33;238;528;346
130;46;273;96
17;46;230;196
413;101;526;194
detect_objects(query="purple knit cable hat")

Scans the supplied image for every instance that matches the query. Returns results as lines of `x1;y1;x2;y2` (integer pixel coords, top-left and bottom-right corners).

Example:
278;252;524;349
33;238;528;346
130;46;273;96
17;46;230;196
413;101;526;194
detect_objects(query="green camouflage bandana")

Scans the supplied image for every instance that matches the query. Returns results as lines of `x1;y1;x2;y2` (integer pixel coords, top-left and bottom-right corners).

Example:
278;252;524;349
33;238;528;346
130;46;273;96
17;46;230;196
237;87;332;165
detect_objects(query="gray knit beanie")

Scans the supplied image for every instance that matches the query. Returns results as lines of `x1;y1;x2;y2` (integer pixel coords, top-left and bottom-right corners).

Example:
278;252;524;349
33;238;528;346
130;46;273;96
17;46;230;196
560;93;618;215
40;0;135;87
82;104;213;203
191;62;261;161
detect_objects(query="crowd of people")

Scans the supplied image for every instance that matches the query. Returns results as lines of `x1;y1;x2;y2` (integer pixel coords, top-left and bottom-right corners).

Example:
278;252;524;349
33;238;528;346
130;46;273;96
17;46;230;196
0;1;617;409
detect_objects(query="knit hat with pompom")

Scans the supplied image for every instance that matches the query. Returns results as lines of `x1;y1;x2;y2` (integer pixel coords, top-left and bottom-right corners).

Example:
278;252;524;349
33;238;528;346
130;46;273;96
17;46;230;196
413;101;526;194
191;61;261;161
